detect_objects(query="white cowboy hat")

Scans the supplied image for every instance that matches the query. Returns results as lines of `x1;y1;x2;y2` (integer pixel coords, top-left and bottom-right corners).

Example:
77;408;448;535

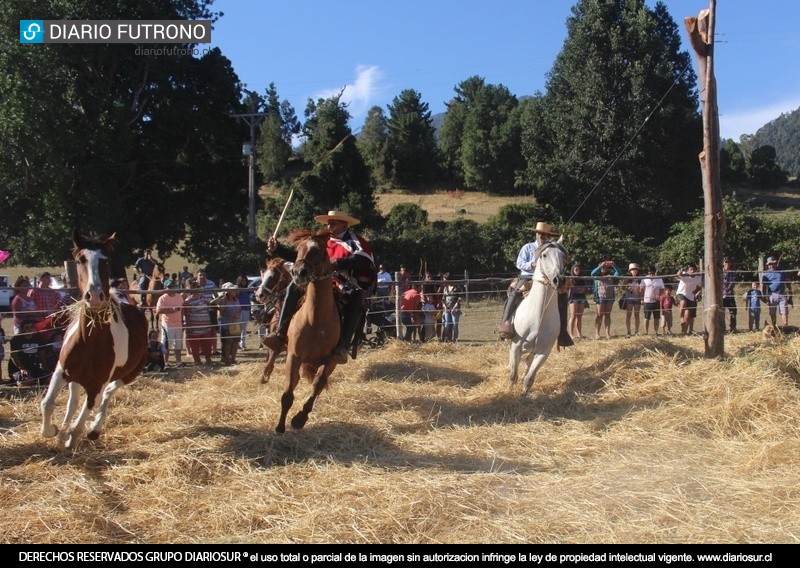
532;221;559;235
314;210;360;227
628;263;640;271
766;256;778;265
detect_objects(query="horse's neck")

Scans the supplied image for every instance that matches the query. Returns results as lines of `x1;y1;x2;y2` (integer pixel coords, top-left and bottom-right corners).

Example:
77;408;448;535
303;279;336;318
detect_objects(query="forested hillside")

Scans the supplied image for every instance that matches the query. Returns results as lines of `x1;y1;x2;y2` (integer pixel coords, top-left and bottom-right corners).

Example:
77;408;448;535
2;0;798;281
746;107;800;177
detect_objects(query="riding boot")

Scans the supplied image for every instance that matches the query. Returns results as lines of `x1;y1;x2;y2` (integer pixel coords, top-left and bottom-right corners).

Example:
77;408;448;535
557;292;574;347
262;283;300;351
498;290;523;339
334;290;364;364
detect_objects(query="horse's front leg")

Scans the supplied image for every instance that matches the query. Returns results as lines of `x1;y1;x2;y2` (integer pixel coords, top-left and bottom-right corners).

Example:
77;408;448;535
508;340;524;388
521;350;552;396
276;355;301;434
40;365;66;438
261;348;278;384
291;360;335;430
64;386;99;449
87;379;124;440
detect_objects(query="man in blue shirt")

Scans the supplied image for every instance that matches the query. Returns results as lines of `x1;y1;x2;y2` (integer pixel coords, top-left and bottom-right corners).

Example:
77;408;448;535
762;256;793;326
498;221;573;348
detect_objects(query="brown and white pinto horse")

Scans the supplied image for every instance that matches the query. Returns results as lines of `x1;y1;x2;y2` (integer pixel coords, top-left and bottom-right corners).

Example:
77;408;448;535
254;256;293;384
40;230;148;448
275;229;340;433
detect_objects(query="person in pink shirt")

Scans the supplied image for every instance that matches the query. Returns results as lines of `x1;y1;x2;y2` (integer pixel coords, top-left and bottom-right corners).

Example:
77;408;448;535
155;278;185;366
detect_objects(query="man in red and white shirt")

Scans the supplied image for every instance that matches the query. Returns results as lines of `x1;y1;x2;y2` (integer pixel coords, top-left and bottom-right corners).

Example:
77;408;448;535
263;210;376;364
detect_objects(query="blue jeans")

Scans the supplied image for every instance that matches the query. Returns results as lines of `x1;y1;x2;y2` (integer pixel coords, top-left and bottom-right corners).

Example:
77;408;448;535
442;309;461;341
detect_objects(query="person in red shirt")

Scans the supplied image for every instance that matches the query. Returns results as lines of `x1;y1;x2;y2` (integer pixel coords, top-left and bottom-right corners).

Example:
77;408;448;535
263;210;376;364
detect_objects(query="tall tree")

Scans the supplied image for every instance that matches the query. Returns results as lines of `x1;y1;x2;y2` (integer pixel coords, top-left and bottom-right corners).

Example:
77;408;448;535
460;83;522;194
357;106;390;187
438;76;488;185
523;0;702;239
283;94;377;229
385;89;439;188
0;0;246;272
256;83;301;184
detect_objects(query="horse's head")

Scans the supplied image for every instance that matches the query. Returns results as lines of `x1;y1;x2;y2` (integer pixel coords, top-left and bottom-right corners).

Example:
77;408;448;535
290;229;332;288
72;229;115;308
256;257;292;303
534;236;567;290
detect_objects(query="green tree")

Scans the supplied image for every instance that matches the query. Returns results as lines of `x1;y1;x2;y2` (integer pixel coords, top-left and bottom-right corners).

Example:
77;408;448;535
749;145;788;189
256;83;301;184
438;76;487;185
357;106;390;188
270;94;378;231
0;0;246;273
385;89;439;187
720;139;748;186
460;83;522;194
523;0;702;239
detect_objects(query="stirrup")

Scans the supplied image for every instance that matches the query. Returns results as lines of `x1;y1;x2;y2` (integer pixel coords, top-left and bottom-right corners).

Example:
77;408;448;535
262;333;287;351
498;320;515;339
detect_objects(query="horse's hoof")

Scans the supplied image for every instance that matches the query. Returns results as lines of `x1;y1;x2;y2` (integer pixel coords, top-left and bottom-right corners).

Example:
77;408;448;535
291;413;308;430
87;430;100;441
41;424;58;438
275;424;286;434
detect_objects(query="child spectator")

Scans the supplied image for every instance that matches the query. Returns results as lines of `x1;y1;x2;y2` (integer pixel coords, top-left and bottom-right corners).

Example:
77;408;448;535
744;281;765;331
421;299;436;342
660;286;676;335
145;330;167;372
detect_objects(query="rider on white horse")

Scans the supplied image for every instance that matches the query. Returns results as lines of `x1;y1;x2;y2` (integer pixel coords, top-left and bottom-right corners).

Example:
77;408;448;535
498;221;574;348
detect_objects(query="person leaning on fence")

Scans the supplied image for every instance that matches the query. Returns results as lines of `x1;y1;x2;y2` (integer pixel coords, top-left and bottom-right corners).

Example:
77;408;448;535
676;263;703;335
591;259;620;340
762;256;792;326
498;221;573;348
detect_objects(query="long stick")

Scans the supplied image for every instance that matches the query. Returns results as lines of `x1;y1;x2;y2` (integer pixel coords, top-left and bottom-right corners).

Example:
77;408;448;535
271;131;355;238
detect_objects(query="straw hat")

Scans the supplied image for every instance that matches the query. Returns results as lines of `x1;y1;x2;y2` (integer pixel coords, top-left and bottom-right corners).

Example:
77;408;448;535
628;263;639;271
766;256;778;265
221;282;236;289
314;210;360;227
532;221;559;235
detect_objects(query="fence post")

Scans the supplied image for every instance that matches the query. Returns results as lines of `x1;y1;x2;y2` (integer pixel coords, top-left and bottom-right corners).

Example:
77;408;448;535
464;270;470;308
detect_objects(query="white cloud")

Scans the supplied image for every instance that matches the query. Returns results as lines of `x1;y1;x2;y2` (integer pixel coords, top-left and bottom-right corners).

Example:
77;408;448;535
720;97;800;141
313;64;387;124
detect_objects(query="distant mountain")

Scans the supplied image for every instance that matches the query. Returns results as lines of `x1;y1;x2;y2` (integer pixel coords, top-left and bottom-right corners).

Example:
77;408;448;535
431;111;445;137
751;107;800;177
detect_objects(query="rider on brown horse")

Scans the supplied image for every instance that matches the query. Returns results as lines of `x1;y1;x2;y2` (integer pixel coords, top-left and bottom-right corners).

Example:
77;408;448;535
263;210;376;364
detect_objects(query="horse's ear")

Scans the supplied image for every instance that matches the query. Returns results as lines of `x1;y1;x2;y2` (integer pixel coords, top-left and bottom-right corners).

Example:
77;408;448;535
103;232;117;253
557;234;564;245
72;229;84;249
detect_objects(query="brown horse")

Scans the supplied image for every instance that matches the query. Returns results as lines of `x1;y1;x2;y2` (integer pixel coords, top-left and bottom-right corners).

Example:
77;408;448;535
141;263;165;330
40;230;148;448
254;256;293;384
275;229;340;433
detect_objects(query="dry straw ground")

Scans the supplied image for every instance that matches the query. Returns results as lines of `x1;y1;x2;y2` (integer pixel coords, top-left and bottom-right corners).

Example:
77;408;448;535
2;302;800;544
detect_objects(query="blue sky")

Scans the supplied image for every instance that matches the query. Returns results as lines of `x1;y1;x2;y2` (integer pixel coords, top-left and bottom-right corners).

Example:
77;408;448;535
209;0;800;141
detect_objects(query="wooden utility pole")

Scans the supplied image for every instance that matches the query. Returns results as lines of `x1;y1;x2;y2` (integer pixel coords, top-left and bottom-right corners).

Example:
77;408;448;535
232;92;265;246
685;1;724;358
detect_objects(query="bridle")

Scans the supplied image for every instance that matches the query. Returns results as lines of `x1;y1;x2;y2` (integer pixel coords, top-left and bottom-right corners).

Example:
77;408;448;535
292;237;333;287
534;241;566;291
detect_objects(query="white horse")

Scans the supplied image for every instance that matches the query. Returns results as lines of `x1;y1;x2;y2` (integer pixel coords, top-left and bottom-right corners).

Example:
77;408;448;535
508;237;567;395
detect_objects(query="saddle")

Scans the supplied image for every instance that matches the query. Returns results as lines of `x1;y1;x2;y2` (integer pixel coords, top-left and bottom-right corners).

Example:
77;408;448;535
508;277;533;298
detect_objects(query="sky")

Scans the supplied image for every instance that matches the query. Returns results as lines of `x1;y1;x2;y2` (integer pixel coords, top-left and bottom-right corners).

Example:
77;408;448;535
208;0;800;142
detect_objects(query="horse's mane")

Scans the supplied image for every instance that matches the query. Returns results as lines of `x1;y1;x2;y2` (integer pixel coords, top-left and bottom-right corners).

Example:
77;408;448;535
288;228;328;246
266;257;287;269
